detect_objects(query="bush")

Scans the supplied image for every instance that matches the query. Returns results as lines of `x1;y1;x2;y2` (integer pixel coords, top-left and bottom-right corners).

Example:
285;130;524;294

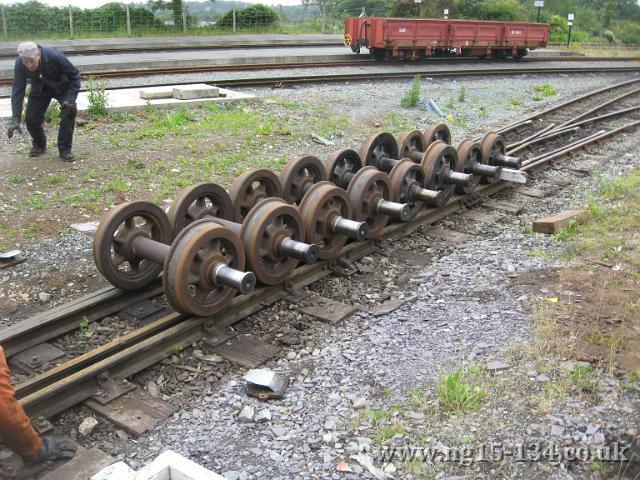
218;4;279;28
484;0;525;21
612;21;640;45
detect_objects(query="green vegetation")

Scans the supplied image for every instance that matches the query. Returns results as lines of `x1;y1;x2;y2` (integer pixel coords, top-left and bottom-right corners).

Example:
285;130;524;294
218;4;280;28
458;86;466;103
400;75;422;109
534;83;557;97
45;101;61;124
570;364;601;393
87;78;109;118
436;367;487;412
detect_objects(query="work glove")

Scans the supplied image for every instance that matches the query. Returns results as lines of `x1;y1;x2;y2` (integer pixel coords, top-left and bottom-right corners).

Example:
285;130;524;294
61;100;77;114
7;117;22;139
34;436;77;463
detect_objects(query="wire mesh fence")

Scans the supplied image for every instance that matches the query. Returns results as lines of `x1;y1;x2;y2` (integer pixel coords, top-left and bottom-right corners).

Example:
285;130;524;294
0;2;388;41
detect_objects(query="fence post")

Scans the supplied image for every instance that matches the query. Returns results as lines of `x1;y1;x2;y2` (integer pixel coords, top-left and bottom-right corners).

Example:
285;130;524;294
68;5;74;39
182;0;187;34
126;4;131;36
279;5;283;33
232;9;236;33
1;5;8;40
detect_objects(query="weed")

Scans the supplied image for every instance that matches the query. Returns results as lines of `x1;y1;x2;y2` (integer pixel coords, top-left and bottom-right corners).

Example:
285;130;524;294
87;77;109;118
77;316;94;339
522;224;534;234
478;105;488;118
525;248;545;257
436;369;486;412
45;101;60;124
8;175;25;184
42;174;64;185
534;83;557;96
458;86;466;102
532;95;543;101
553;220;578;242
511;98;523;106
570;365;601;394
400;75;422;108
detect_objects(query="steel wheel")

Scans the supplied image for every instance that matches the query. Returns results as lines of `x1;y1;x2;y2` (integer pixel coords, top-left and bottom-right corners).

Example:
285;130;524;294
359;132;399;172
164;221;245;316
424;124;452;147
228;169;284;223
455;140;483;194
480;132;506;167
389;159;426;219
280;155;327;205
421;141;457;204
324;149;363;190
397;130;427;164
299;181;353;260
167;183;234;235
346;166;391;238
240;198;304;285
93;201;172;291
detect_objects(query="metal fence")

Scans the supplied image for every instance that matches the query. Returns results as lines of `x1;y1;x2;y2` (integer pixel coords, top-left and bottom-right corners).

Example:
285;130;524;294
0;3;386;40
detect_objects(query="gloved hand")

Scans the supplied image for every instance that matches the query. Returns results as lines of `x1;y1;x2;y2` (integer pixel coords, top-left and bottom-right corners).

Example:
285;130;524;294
61;100;77;114
34;436;77;463
7;117;22;139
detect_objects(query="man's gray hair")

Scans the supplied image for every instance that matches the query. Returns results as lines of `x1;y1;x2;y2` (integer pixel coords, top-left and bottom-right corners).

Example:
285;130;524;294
17;42;38;59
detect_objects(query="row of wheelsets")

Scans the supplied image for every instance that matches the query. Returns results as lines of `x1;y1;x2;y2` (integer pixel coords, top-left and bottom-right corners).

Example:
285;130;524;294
93;126;526;317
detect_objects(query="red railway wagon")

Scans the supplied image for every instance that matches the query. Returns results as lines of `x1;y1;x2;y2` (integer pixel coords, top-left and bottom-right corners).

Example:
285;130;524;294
344;17;550;60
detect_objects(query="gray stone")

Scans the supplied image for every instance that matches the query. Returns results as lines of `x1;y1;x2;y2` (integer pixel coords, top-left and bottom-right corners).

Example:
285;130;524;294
550;425;565;437
78;417;98;436
486;361;510;372
586;423;601;435
255;409;272;423
38;292;51;302
238;406;255;423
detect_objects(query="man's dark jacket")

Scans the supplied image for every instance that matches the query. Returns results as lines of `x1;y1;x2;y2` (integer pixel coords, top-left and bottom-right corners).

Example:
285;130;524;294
11;45;81;120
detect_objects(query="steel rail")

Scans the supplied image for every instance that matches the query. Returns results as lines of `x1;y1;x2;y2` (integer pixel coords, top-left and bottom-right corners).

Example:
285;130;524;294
2;65;638;88
0;283;163;358
15;118;640;419
497;77;640;136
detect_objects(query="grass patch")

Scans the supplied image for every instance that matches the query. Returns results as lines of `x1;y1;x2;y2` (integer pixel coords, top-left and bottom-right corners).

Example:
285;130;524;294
436;367;486;412
400;75;422;108
511;98;523;106
534;83;557;97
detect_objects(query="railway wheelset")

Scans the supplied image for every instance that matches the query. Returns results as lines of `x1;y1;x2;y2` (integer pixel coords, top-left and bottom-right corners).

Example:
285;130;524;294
93;128;523;317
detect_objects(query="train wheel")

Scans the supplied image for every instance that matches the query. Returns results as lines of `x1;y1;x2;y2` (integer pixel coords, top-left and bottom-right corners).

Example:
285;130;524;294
421;141;457;205
228;168;284;223
280;155;327;205
423;124;452;148
455;140;483;194
346;166;391;238
324;149;363;190
167;183;234;235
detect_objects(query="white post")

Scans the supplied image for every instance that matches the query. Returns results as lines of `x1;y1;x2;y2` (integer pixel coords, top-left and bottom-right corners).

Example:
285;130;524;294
68;5;74;39
126;4;131;36
182;0;187;33
232;9;236;33
1;5;8;40
444;8;449;19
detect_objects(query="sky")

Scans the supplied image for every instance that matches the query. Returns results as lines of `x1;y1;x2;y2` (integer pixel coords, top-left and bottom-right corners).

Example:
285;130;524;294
3;0;304;7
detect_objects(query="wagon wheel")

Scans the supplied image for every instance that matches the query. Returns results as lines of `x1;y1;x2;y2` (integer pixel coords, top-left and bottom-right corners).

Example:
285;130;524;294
455;140;483;194
299;181;354;260
228;168;284;223
164;221;246;317
421;141;457;205
480;132;507;166
397;130;427;164
388;159;425;220
240;198;305;285
167;183;234;236
324;149;363;190
423;124;452;147
346;166;391;238
359;132;399;172
280;155;327;205
93;201;172;291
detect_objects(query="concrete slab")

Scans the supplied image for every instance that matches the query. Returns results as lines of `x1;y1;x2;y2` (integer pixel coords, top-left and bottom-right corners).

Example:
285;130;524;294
139;87;173;100
172;84;219;99
0;84;256;119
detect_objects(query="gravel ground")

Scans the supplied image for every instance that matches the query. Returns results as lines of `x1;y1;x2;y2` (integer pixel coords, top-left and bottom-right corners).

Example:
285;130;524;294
0;71;638;479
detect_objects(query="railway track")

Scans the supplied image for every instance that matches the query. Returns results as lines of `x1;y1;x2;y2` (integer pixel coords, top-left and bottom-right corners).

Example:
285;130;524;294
4;79;639;426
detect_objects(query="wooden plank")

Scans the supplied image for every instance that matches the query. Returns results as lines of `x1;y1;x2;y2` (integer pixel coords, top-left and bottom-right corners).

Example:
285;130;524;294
85;389;176;437
371;295;417;317
301;296;357;324
212;335;280;369
483;199;525;214
390;249;432;266
532;210;589;234
44;446;114;480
